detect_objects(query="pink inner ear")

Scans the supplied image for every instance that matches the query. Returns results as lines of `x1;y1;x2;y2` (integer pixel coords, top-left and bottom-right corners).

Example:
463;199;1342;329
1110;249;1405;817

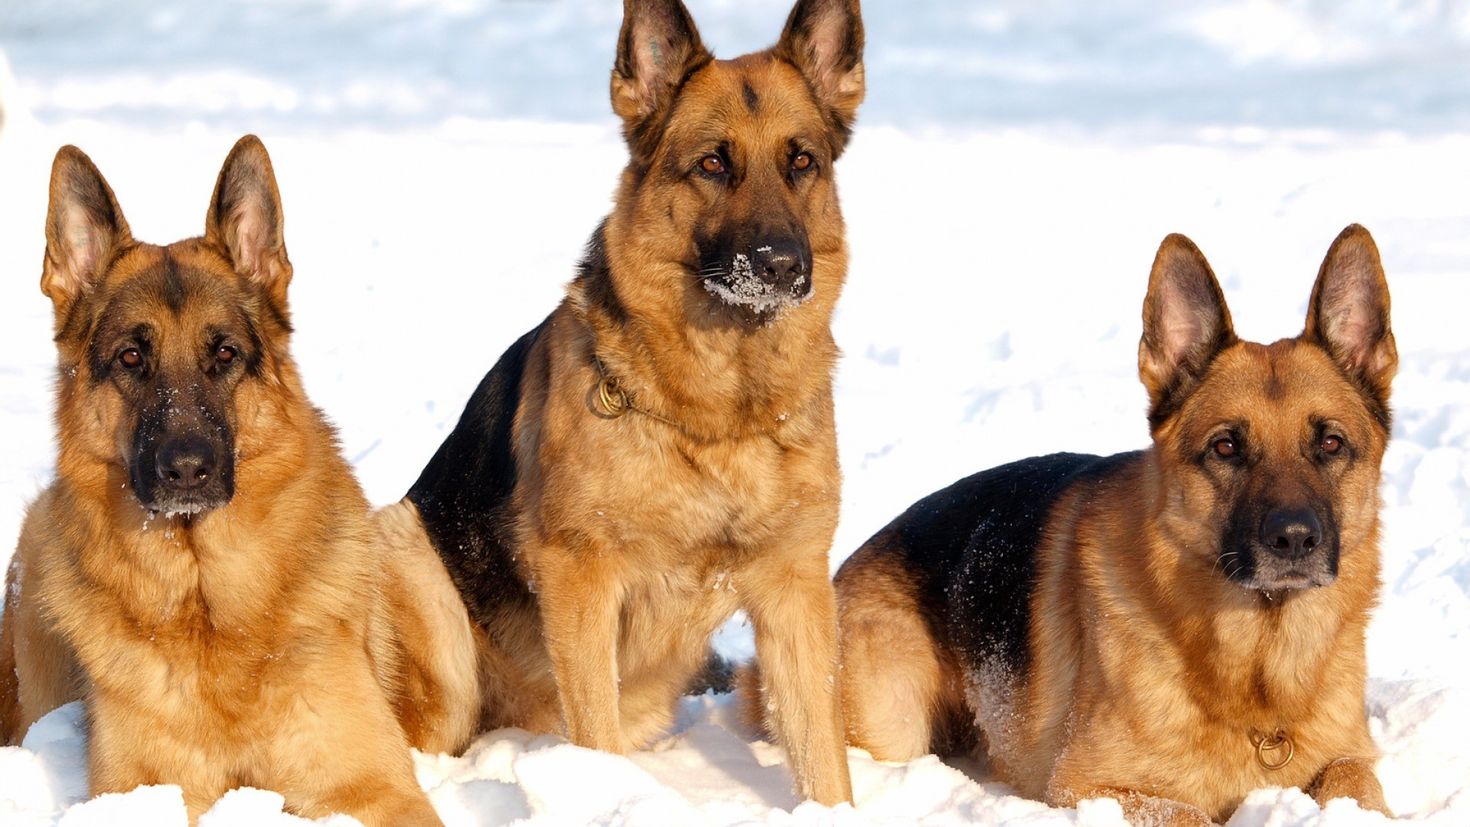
225;198;276;283
801;9;861;101
1322;287;1380;370
1160;314;1204;365
47;202;111;300
635;24;665;73
1156;287;1212;370
222;193;291;299
624;10;690;115
632;38;665;108
64;204;103;272
1317;243;1387;367
808;11;846;74
233;211;264;271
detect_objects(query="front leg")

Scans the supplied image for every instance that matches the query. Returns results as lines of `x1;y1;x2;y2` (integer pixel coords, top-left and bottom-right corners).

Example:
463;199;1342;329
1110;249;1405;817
267;656;443;827
744;554;853;806
536;544;626;752
1056;787;1214;827
8;576;83;744
1309;757;1390;816
89;696;231;823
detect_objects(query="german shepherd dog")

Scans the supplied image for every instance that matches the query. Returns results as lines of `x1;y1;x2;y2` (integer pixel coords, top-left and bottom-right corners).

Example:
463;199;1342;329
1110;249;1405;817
0;137;478;825
374;0;864;805
818;226;1396;824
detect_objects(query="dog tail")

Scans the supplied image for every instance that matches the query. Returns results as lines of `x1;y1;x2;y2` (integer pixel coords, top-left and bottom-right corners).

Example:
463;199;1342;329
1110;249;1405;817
0;556;20;746
684;649;737;696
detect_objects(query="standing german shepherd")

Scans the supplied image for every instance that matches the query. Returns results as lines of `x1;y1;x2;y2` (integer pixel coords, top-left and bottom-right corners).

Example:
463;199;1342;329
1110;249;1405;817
0;137;478;825
819;226;1396;824
374;0;864;805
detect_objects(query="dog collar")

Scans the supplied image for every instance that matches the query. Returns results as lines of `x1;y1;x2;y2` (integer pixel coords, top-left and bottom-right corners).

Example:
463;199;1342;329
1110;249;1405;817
592;357;681;429
1250;728;1295;770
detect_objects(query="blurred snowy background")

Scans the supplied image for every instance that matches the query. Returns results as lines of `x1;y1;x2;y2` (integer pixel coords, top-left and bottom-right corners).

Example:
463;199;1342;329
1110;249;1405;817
1;1;1468;825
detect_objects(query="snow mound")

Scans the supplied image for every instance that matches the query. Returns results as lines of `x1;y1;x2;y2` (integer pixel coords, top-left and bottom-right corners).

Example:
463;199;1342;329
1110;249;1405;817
3;692;1468;826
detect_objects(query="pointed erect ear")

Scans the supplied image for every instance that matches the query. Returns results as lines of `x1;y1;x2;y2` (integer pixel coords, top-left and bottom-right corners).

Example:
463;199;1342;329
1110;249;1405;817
42;145;132;320
1138;233;1237;427
1303;224;1396;409
205;134;291;307
610;0;712;160
775;0;865;152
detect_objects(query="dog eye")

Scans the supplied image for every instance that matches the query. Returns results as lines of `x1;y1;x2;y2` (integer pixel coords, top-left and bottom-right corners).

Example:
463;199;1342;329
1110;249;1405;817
215;345;238;365
1212;437;1239;459
791;152;814;172
118;348;143;370
1320;434;1344;455
700;155;726;175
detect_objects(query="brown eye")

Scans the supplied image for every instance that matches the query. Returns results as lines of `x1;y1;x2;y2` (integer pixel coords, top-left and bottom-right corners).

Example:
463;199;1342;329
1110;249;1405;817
792;152;814;172
700;155;726;175
1212;437;1239;459
216;345;237;365
118;348;142;369
1321;434;1343;455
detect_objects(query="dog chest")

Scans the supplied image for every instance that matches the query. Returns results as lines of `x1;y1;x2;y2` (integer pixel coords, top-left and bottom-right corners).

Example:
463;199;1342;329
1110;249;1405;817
84;611;288;726
586;428;833;554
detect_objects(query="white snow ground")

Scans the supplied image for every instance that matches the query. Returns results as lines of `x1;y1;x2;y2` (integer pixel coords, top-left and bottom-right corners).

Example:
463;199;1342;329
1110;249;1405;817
1;1;1468;825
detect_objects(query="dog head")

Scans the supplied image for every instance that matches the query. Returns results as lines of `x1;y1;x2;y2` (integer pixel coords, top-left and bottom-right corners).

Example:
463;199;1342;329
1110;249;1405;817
42;136;294;518
1139;226;1396;594
604;0;863;326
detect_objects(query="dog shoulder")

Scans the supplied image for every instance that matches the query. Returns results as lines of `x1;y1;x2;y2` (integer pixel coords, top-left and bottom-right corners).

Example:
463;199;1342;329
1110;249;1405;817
854;452;1139;677
406;315;552;621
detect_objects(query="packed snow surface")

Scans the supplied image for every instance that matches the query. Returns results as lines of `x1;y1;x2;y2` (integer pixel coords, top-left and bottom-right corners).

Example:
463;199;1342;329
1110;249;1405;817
1;1;1468;825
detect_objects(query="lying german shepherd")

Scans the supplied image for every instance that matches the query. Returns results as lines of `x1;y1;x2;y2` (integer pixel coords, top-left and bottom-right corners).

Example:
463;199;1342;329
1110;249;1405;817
0;137;477;825
374;0;865;805
820;226;1396;823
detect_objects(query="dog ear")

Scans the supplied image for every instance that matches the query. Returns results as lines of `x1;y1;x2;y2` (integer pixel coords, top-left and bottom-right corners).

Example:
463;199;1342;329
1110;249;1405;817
1303;224;1396;410
610;0;712;161
775;0;864;152
205;134;292;308
1138;233;1236;427
42;145;133;322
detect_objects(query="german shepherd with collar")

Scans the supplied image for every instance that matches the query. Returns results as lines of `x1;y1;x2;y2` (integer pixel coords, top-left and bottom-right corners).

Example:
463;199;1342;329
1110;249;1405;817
816;227;1396;824
0;138;477;825
374;0;864;805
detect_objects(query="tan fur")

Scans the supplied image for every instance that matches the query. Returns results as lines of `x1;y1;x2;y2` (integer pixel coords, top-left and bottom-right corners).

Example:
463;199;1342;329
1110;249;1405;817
826;227;1395;824
827;540;971;761
378;0;865;805
375;502;482;754
0;138;476;825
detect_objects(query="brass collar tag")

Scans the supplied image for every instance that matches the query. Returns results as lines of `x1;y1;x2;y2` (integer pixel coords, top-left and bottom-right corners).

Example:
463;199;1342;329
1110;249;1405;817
592;358;680;428
595;374;631;418
1251;728;1295;770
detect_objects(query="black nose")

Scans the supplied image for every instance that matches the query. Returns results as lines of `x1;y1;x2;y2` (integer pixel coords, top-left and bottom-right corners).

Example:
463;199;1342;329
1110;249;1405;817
1259;507;1323;560
155;435;217;491
751;238;807;285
